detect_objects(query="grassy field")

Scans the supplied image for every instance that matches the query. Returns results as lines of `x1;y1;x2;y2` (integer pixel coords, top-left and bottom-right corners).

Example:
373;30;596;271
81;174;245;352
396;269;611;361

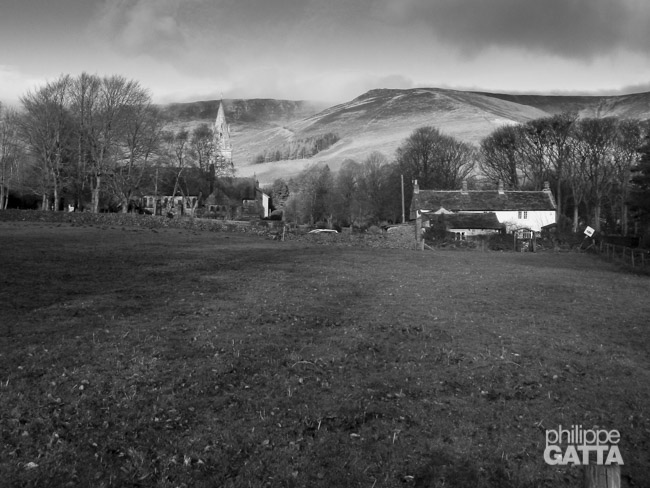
1;221;649;487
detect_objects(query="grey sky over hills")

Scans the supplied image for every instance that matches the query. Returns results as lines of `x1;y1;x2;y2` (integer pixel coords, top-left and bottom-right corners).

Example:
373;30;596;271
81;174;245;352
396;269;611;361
1;0;650;105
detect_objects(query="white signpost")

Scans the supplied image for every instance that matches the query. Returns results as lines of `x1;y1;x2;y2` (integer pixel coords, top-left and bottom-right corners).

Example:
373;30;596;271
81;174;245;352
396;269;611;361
584;226;595;237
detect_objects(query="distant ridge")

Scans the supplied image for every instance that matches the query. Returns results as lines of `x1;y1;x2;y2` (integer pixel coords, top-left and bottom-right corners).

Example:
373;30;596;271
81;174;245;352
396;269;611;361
470;90;650;119
160;88;650;185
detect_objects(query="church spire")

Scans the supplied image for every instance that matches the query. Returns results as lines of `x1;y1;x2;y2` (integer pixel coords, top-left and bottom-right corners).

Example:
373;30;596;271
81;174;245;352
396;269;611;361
214;99;231;152
212;98;233;174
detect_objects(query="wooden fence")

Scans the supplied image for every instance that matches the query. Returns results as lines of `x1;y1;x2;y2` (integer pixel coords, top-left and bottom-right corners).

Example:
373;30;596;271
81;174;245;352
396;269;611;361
599;241;650;269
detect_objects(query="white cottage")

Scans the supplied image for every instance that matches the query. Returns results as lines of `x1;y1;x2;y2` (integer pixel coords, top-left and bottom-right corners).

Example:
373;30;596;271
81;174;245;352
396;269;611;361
411;180;556;235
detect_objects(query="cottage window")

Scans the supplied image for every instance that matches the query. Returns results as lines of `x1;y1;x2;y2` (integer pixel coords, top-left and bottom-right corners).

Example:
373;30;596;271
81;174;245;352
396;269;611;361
518;211;528;219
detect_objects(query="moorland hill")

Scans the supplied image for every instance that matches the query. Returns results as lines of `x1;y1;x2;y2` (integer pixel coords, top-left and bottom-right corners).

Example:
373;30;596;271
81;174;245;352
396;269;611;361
160;88;650;185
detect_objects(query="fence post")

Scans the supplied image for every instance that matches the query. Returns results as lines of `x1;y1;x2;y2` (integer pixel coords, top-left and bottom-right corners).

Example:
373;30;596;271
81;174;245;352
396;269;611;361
631;249;635;267
584;465;621;488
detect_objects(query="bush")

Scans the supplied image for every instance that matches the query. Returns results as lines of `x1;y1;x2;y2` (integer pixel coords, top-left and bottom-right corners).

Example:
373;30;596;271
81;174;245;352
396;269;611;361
423;222;447;242
487;233;514;251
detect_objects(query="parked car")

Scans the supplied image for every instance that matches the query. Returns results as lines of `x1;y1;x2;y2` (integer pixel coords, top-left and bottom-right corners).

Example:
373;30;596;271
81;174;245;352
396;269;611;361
308;229;339;234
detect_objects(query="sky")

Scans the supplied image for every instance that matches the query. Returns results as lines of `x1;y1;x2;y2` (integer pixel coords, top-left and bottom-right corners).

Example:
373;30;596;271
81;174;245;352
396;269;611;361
2;0;650;106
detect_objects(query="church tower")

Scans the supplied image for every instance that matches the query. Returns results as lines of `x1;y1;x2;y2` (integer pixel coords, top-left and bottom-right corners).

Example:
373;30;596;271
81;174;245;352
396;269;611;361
212;99;234;173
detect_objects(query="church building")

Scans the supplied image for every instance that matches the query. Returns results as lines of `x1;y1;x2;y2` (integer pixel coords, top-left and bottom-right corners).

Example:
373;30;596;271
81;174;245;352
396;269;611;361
143;99;269;220
203;99;269;220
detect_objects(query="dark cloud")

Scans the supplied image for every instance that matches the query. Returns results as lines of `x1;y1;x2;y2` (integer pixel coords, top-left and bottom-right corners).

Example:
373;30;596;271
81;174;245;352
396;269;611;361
399;0;649;59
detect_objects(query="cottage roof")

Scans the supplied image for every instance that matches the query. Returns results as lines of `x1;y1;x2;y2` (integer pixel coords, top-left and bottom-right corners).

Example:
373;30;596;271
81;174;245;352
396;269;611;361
205;177;258;205
417;189;556;212
431;212;503;230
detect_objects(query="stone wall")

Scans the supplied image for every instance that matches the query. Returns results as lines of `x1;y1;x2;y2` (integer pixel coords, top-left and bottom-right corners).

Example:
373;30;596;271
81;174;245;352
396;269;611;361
0;210;418;249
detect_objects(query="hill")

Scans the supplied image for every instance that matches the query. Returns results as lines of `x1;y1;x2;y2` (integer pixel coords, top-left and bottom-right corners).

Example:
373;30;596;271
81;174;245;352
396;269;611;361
160;88;650;186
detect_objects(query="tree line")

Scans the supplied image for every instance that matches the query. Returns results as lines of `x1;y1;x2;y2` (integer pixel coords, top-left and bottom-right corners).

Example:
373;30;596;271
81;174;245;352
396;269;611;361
480;114;649;233
0;73;233;212
251;132;340;164
265;118;650;235
2;74;649;236
264;126;477;228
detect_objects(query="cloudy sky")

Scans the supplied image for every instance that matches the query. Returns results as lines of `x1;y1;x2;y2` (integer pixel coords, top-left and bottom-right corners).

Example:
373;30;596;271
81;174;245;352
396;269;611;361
2;0;650;105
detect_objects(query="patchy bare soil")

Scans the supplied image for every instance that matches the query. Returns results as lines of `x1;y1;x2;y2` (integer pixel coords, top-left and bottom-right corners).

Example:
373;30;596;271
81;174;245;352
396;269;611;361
1;220;649;487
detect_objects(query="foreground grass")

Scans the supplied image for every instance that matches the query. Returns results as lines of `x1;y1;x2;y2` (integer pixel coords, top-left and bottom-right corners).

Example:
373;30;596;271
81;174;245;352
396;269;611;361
1;221;649;487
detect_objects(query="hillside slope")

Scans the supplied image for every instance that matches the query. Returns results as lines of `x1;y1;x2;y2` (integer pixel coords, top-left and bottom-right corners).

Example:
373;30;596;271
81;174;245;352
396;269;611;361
161;88;650;186
473;91;650;120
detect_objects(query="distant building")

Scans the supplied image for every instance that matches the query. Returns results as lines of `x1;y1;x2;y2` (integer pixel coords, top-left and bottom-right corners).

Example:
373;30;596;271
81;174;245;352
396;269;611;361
204;177;269;220
411;180;557;237
143;100;269;220
142;195;200;217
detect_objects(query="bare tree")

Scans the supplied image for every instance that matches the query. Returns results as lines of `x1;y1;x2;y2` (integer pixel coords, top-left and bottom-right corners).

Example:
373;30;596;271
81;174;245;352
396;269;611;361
19;75;73;210
335;158;361;226
357;151;390;223
479;124;523;189
518;119;555;190
534;113;577;220
629;133;650;235
565;140;590;232
159;128;191;214
573;118;619;231
611;119;646;234
397;126;475;190
108;101;162;213
69;72;101;211
288;163;334;225
189;123;215;193
0;105;22;209
86;75;152;213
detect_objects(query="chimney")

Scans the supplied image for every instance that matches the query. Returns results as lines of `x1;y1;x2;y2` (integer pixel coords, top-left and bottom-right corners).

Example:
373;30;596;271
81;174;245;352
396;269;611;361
543;181;551;193
498;180;504;195
413;179;419;194
461;180;468;194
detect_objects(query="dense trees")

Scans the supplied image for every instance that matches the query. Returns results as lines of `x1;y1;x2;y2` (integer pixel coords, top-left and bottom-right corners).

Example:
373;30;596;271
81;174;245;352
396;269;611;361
270;151;405;227
0;105;22;209
18;76;74;210
252;132;340;164
629;135;650;236
107;92;162;213
261;126;477;227
396;126;475;190
11;73;159;211
480;125;523;190
479;115;648;233
7;74;650;236
480;113;577;199
269;119;650;234
6;73;238;212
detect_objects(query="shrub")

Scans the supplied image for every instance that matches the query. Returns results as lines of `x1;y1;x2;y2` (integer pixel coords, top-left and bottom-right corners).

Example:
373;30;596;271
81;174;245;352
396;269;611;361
487;233;514;251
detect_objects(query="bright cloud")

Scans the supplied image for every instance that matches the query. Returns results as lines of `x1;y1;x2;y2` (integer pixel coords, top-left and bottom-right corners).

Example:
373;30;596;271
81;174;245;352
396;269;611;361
92;0;189;58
